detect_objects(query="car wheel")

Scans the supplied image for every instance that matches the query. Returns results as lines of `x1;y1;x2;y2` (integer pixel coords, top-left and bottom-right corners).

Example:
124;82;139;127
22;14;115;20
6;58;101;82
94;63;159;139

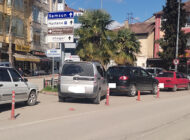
172;85;177;92
186;84;190;90
128;85;137;97
27;90;37;106
151;84;158;95
58;96;66;102
93;92;100;104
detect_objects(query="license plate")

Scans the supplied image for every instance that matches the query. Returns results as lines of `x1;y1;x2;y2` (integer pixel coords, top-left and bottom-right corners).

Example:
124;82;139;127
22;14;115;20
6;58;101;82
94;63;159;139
68;86;85;93
159;83;164;89
109;83;116;88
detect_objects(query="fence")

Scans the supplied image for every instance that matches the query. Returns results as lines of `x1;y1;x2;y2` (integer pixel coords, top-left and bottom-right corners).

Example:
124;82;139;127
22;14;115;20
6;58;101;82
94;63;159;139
43;78;58;88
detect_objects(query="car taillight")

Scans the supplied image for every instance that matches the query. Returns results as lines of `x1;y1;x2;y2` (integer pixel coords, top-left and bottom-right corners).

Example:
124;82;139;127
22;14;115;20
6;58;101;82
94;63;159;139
119;76;128;81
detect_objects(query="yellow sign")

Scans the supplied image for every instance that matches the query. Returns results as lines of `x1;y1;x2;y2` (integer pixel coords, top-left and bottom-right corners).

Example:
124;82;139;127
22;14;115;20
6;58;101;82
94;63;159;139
15;45;30;52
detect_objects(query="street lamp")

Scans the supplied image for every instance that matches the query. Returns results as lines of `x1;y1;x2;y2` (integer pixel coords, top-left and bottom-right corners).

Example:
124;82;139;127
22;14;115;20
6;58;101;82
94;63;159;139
175;0;181;72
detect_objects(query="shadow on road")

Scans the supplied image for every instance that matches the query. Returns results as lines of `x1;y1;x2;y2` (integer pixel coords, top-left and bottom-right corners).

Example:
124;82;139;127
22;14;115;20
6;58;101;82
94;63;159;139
0;101;40;113
59;97;106;105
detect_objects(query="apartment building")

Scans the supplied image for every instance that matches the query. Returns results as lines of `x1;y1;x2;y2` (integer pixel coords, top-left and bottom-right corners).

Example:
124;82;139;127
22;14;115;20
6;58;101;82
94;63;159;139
0;0;52;74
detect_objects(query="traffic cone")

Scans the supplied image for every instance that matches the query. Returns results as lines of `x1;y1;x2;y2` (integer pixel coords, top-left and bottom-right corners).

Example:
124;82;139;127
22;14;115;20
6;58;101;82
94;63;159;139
157;86;160;98
137;90;141;101
105;87;110;106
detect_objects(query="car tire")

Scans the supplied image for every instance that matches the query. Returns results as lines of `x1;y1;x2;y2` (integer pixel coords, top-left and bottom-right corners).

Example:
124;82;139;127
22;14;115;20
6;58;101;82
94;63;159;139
151;84;158;95
27;90;37;106
58;96;66;102
172;85;177;92
93;92;100;104
128;85;137;97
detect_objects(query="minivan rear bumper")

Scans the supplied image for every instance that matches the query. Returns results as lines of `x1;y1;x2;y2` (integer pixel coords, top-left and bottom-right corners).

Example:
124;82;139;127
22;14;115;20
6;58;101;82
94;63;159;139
58;92;98;98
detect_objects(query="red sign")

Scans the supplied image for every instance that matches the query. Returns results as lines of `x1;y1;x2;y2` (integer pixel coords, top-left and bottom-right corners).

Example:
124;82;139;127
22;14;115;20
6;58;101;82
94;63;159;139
173;59;179;65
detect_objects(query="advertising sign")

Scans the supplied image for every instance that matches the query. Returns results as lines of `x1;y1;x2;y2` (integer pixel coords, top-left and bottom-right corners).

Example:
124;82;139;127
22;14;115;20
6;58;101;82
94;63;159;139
46;49;61;57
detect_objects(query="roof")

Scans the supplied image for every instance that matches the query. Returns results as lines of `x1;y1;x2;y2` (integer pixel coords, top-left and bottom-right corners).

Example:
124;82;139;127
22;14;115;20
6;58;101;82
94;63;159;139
129;22;155;34
64;4;82;13
154;1;190;15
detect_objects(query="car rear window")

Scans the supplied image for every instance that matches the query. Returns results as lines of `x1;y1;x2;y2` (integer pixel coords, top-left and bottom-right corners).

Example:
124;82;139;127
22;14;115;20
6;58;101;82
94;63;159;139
157;72;174;78
107;67;130;76
61;63;94;76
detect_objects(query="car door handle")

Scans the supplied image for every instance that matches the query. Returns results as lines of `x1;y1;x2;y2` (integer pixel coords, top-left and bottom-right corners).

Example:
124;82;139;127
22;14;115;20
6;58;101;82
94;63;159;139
15;84;18;87
0;84;3;87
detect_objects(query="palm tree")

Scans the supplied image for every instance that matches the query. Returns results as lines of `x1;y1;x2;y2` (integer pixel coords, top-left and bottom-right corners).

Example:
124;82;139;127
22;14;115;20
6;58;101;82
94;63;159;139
113;29;141;65
75;9;113;65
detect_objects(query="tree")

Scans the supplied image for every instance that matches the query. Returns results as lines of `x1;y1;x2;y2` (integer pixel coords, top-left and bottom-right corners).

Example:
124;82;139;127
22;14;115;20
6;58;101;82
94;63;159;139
75;9;113;65
112;29;141;65
159;0;187;69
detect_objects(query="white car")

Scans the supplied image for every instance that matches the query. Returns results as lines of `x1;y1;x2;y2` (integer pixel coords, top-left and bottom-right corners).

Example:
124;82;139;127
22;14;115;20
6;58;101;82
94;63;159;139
0;67;39;106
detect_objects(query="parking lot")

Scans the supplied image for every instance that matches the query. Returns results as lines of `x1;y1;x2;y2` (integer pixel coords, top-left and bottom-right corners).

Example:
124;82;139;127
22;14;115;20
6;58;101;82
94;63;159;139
1;89;190;140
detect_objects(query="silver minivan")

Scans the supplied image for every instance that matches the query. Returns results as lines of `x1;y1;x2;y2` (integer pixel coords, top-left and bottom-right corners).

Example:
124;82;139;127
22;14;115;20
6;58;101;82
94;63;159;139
58;61;107;104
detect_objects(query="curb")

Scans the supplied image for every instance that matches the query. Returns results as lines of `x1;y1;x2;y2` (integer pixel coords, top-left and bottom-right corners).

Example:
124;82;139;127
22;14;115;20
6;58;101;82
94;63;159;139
41;91;58;96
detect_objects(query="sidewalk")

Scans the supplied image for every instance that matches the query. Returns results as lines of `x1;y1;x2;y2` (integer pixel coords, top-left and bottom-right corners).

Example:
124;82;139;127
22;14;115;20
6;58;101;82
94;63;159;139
26;74;58;91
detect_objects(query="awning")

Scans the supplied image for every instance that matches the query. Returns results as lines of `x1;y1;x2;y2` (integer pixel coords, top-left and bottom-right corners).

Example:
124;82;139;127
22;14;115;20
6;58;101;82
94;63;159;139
14;53;40;62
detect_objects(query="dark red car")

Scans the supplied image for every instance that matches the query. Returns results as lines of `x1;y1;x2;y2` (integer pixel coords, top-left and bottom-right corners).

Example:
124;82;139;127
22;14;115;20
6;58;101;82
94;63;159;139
155;71;190;92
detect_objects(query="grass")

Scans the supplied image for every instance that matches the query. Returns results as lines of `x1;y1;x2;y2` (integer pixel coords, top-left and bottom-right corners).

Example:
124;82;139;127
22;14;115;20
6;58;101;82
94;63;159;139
43;86;58;92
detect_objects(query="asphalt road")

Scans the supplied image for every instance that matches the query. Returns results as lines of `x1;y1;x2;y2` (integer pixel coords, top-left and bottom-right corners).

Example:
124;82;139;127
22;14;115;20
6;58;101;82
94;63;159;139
0;89;190;140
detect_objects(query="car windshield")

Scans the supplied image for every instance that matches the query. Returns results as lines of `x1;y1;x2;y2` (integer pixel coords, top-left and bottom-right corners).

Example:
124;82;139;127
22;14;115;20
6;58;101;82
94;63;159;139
107;67;130;76
146;69;154;74
157;72;174;78
61;63;94;76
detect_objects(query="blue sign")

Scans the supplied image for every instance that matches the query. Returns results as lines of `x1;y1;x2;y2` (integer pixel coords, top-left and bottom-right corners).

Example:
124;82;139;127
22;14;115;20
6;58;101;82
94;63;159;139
48;11;74;19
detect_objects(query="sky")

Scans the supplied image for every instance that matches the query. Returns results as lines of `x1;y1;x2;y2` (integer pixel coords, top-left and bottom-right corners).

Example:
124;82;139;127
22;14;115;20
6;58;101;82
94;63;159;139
66;0;187;28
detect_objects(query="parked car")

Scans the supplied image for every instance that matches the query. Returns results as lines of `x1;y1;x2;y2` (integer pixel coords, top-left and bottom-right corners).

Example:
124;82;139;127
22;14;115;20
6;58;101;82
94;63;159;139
155;71;190;91
58;61;107;104
0;66;39;106
146;67;165;77
0;62;11;67
107;66;159;97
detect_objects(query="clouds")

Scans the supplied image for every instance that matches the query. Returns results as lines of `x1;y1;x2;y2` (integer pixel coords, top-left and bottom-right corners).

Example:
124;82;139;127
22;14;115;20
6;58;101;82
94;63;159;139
108;21;124;30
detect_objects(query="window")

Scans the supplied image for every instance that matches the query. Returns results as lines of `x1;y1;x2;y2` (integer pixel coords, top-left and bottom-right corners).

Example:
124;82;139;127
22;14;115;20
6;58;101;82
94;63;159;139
5;16;24;37
186;16;190;27
0;69;11;82
176;73;181;79
157;72;174;78
33;6;41;23
7;0;24;11
9;69;22;82
33;32;41;45
140;69;149;77
62;63;94;76
0;13;2;33
96;66;104;77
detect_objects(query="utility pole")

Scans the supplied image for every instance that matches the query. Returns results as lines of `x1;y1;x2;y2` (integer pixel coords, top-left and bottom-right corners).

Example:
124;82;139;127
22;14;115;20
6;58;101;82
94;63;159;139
101;0;102;9
8;0;15;67
175;0;181;72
